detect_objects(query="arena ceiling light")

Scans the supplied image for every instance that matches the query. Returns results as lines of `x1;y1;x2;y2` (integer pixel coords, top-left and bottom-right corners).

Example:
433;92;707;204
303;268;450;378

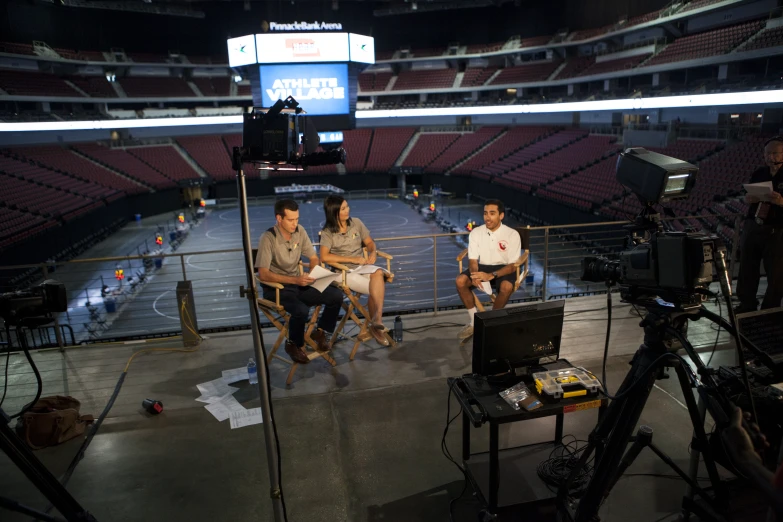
2;89;783;132
0;115;242;132
355;89;783;118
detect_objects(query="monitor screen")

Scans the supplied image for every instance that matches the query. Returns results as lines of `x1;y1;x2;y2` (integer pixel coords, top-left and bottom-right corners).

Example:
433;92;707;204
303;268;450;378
472;300;565;376
255;32;349;63
258;63;350;116
663;173;690;195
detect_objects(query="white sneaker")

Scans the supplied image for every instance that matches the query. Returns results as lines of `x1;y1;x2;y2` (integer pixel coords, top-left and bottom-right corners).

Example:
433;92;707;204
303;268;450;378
458;324;474;341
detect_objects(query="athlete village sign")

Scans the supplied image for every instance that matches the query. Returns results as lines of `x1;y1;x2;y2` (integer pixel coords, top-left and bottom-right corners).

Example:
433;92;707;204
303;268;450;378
262;21;343;32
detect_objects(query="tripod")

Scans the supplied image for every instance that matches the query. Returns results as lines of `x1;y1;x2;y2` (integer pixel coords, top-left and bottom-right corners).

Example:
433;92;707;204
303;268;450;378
558;305;737;522
0;322;96;522
0;406;96;522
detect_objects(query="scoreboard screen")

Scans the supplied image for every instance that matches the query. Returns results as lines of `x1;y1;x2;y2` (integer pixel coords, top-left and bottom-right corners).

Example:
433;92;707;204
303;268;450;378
259;63;350;115
255;33;349;63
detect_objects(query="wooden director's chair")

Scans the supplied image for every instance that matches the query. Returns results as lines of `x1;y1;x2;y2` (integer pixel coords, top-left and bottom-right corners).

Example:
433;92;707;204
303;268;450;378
252;249;336;385
456;226;531;313
326;248;396;361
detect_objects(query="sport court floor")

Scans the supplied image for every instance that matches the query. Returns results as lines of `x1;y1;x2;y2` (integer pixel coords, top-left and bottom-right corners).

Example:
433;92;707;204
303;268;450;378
72;197;583;340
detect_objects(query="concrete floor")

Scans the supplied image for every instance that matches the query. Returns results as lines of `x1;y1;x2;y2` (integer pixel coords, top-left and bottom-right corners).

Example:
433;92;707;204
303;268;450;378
0;296;759;522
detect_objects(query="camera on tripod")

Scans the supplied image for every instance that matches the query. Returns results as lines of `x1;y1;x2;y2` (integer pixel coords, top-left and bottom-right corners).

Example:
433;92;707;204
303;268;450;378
0;280;67;326
237;95;346;169
581;147;723;307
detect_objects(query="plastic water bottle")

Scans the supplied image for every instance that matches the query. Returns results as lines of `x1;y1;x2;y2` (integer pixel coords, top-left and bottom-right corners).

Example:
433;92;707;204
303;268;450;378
247;358;258;385
394;316;403;343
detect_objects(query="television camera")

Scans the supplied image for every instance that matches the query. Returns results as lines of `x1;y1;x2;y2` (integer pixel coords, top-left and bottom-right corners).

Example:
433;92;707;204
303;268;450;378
556;148;761;522
581;148;720;309
235;95;346;170
0;280;67;326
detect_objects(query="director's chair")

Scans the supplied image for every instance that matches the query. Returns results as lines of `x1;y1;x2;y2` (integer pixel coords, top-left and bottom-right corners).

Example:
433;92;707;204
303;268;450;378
252;250;336;385
325;248;396;361
456;226;531;313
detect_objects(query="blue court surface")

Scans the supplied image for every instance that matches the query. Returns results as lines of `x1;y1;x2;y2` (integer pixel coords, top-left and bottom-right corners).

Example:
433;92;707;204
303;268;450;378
40;197;590;341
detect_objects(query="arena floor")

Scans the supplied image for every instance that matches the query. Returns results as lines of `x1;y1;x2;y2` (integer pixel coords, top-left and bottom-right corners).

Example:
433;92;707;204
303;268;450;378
50;197;589;342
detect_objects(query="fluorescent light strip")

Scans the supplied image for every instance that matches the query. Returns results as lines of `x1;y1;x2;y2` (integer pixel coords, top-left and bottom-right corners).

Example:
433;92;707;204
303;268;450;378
2;90;783;132
0;115;243;132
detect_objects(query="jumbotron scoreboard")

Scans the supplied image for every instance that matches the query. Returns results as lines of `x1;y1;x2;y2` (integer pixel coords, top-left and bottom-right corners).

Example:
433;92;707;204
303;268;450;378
227;31;375;129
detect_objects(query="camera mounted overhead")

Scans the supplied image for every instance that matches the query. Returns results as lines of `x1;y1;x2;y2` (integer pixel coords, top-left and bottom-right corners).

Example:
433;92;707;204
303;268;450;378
232;96;346;170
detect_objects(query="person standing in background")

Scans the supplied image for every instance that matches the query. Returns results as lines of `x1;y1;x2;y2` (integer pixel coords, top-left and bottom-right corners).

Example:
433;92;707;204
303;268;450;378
736;136;783;313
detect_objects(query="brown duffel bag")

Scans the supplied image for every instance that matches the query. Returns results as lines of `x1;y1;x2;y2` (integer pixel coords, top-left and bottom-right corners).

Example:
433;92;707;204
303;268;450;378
17;396;94;450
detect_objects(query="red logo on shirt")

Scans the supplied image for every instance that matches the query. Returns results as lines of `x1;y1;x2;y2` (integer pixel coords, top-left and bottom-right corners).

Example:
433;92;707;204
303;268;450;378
498;240;508;251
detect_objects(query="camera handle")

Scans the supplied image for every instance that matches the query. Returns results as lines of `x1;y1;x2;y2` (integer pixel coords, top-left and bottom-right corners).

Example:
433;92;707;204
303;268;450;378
713;249;758;422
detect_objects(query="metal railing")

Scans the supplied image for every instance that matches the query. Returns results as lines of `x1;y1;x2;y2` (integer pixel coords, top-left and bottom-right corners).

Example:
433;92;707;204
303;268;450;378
0;211;745;350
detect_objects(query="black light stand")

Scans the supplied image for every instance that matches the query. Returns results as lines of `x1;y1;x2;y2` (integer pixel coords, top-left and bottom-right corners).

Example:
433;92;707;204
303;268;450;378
233;147;286;522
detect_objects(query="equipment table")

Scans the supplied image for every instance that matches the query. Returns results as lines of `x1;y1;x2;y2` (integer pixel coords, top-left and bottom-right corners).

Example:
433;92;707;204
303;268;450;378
448;365;607;517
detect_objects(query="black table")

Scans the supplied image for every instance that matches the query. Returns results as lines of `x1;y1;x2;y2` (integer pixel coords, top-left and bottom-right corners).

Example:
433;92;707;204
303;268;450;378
447;360;607;517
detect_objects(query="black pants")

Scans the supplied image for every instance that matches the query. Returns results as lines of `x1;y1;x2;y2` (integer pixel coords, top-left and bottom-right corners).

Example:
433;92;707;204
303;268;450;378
737;219;783;310
264;284;343;347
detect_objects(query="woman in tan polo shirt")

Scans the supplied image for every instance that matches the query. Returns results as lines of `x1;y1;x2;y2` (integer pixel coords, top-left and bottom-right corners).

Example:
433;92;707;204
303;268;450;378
319;195;389;346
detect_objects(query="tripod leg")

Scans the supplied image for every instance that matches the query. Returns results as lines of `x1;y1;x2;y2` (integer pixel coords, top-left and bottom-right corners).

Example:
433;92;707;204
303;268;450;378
604;425;653;494
673;364;731;512
0;415;96;522
0;495;64;522
684;395;708;520
559;347;649;508
574;348;661;522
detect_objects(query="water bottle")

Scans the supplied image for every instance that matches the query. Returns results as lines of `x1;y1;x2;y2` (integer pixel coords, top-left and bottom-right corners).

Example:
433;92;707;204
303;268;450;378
247;358;258;385
393;316;403;343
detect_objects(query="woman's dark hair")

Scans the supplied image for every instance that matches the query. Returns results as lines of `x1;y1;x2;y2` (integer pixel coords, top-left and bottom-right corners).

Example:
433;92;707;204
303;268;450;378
323;195;350;233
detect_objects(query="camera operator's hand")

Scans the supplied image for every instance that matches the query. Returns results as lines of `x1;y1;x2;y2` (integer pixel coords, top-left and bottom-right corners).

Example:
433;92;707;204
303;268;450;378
770;191;783;207
721;407;768;464
294;275;316;286
745;194;761;205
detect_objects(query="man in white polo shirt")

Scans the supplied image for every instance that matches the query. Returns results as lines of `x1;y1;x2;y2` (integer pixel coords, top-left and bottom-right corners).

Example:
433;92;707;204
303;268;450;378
455;199;521;341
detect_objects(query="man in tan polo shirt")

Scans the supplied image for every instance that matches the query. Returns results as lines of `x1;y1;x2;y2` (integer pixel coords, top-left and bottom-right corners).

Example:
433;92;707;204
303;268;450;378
255;199;343;364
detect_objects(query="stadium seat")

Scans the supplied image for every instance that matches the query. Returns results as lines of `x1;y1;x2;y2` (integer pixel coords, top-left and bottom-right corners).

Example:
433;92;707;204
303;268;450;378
402;133;460;168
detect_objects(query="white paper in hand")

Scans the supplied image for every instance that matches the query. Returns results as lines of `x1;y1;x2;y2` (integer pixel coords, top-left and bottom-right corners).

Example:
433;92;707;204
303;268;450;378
480;281;493;295
230;407;264;429
744;181;774;201
308;265;342;293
